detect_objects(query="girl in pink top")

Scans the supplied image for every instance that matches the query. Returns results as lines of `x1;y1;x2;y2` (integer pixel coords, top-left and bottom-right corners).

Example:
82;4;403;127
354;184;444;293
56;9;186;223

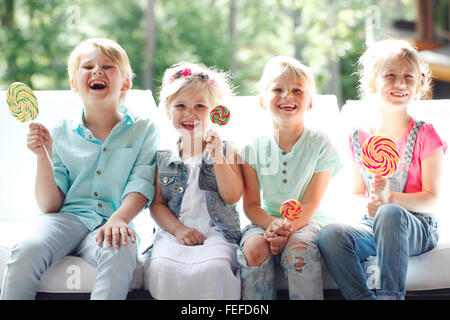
318;39;446;300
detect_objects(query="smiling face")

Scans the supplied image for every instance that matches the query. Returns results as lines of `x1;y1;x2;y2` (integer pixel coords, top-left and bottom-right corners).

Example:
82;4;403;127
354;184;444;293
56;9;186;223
371;55;421;109
71;45;130;109
166;87;213;139
260;71;312;128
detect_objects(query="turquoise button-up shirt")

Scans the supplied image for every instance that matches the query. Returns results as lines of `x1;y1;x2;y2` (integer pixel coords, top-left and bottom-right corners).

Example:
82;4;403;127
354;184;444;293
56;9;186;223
51;105;159;232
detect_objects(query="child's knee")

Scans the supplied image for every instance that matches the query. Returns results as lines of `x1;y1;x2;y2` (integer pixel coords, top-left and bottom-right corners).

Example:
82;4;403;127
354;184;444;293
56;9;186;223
96;237;137;269
241;235;270;267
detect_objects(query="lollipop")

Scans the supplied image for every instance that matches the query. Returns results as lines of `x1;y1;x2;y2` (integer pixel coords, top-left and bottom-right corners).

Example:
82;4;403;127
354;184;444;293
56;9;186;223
361;135;399;177
6;82;52;167
7;82;39;123
280;199;303;222
210;105;230;126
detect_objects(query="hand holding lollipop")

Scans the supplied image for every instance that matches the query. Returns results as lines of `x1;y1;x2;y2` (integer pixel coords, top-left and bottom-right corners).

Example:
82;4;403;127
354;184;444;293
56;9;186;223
361;135;399;177
6;82;53;167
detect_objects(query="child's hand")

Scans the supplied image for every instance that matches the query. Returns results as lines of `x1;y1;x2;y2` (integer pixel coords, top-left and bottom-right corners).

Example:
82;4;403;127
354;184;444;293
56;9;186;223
264;219;292;239
27;123;52;159
96;215;136;248
175;225;204;246
205;129;225;163
370;175;391;204
266;234;289;255
367;195;382;218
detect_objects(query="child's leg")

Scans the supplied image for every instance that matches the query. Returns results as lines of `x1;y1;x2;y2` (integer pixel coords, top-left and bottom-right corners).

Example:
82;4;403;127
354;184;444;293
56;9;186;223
75;228;138;300
237;225;276;300
318;219;377;300
373;204;439;300
280;221;323;300
0;213;88;299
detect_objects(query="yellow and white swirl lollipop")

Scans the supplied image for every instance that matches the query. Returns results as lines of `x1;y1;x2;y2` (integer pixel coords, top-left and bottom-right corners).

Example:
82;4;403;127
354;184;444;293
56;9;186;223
6;82;52;167
7;82;39;123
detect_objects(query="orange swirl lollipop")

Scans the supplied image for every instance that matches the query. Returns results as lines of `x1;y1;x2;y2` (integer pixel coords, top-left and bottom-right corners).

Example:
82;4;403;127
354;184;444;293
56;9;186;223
280;199;303;222
361;135;399;177
210;105;230;126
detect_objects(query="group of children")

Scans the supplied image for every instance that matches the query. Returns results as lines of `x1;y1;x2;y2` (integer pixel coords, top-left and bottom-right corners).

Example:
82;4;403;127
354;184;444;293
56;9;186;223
0;37;446;300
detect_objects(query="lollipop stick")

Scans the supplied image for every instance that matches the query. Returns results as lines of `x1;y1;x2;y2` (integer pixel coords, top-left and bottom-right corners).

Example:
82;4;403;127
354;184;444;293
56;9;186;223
43;144;53;169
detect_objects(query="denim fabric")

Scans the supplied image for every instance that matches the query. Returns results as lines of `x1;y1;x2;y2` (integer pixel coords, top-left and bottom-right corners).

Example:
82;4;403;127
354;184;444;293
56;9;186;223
156;142;241;244
0;213;138;300
238;221;323;300
318;207;439;300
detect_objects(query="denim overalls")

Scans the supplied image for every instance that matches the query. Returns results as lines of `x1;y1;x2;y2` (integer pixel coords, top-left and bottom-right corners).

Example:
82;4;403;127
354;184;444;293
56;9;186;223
318;121;440;300
155;141;241;244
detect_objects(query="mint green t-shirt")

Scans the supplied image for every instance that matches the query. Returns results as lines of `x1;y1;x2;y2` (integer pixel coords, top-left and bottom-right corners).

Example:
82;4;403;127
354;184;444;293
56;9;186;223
239;128;343;226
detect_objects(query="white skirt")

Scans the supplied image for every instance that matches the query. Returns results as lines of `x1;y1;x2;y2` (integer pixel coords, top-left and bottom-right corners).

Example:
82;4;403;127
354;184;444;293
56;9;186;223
147;227;241;300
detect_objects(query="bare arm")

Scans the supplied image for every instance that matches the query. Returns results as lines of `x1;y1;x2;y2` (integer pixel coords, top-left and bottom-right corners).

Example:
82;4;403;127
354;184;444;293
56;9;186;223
289;168;333;231
96;192;148;248
372;147;444;212
28;123;64;213
150;169;204;246
206;130;243;204
241;161;279;230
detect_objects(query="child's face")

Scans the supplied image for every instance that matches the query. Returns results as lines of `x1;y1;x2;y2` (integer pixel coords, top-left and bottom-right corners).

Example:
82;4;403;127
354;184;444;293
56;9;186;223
372;56;421;108
166;88;213;139
71;45;130;108
260;72;312;127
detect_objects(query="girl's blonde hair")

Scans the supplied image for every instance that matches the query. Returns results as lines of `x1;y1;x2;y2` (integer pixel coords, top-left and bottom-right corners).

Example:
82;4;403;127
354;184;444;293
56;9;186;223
258;56;316;97
358;39;432;99
159;62;234;108
67;38;134;103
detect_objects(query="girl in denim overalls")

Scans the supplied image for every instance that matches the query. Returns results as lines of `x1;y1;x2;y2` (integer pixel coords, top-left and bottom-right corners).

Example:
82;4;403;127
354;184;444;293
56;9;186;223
238;56;343;300
145;62;243;299
318;39;447;300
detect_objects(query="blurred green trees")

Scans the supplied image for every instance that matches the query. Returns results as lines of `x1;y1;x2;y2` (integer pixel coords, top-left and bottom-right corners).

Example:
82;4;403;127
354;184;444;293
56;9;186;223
0;0;416;106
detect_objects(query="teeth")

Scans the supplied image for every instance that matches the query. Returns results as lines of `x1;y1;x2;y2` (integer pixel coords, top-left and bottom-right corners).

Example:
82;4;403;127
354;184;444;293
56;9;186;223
279;104;296;109
89;79;107;88
392;92;407;97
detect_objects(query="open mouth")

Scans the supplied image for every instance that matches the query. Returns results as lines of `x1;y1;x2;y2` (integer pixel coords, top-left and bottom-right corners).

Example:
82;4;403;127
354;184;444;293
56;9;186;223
390;92;408;97
181;121;199;131
278;104;297;111
88;79;107;90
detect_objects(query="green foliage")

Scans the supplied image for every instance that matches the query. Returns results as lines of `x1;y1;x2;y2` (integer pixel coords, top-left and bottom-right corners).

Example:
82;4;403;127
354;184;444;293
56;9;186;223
0;0;418;106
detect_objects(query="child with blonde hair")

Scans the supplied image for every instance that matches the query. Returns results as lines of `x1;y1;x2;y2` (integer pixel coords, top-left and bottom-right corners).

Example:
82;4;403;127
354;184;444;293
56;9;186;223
1;38;159;299
145;62;242;299
318;39;447;300
238;56;343;300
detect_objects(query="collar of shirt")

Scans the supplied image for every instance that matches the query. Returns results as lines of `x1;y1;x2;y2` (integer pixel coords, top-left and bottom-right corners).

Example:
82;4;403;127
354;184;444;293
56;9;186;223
72;104;136;141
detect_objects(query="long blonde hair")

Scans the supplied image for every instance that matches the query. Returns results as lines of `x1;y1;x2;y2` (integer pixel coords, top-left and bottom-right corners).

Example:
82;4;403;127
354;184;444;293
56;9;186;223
358;39;432;99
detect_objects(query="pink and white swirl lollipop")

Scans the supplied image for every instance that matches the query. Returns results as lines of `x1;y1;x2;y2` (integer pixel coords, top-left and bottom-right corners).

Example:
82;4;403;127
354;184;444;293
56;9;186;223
280;199;303;222
361;135;399;177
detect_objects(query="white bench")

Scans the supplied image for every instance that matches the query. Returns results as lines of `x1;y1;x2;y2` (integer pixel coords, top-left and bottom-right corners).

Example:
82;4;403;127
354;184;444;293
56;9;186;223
1;90;449;298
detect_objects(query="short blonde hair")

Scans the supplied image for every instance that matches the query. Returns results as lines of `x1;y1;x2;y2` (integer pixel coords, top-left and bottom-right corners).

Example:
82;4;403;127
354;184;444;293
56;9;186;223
67;38;134;103
258;56;316;97
159;62;234;108
358;39;431;99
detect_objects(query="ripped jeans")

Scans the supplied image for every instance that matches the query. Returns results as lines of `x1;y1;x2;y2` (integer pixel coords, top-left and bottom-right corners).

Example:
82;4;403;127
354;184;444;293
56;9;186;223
237;221;323;300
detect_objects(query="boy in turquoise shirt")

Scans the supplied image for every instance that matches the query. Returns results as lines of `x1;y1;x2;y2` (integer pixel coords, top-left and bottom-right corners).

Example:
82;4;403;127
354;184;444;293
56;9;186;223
1;38;159;300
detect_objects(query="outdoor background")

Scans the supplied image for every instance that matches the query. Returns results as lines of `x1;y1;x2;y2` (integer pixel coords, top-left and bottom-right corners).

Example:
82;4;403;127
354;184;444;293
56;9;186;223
0;0;449;107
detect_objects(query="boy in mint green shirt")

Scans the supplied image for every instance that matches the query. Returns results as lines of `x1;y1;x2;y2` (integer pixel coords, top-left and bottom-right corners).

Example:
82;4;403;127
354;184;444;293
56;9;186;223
1;38;159;300
238;56;342;300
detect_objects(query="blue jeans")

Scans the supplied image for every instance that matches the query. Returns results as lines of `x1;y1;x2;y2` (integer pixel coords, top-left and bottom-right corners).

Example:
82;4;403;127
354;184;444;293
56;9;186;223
0;213;138;300
238;221;323;300
318;204;439;300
